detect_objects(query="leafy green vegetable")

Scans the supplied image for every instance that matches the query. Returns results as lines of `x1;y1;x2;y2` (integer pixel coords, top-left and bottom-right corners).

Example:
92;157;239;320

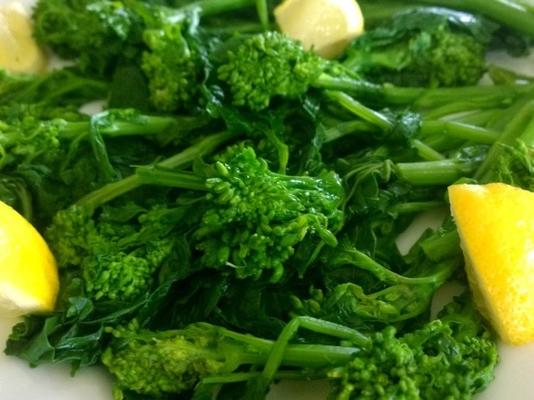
47;203;190;302
359;0;534;37
103;318;364;398
0;68;108;107
6;1;534;399
343;8;493;87
328;296;498;399
33;0;139;74
137;144;344;282
218;31;327;110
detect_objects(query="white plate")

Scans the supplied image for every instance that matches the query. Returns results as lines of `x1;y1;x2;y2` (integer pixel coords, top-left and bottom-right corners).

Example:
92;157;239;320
0;1;534;398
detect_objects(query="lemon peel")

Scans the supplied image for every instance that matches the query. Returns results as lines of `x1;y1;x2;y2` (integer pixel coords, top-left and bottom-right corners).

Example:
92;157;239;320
0;200;58;315
449;183;534;345
274;0;364;59
0;1;48;73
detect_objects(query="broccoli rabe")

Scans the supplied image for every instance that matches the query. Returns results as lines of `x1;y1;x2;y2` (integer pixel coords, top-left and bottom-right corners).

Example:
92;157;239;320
102;317;364;398
32;0;262;109
137;144;344;282
217;30;527;112
0;68;108;107
292;236;461;329
0;108;194;172
328;296;498;400
40;130;237;302
343;8;492;87
218;31;327;110
142;18;205;111
495;140;534;190
359;0;534;37
46;203;184;302
32;0;139;75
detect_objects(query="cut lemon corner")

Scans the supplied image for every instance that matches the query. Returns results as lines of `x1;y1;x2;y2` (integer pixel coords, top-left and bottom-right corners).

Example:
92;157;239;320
448;183;534;345
274;0;364;59
0;200;58;316
0;1;48;74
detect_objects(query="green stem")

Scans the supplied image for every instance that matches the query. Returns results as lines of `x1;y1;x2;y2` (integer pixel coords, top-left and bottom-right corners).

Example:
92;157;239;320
488;93;534;132
320;120;376;144
338;247;451;285
423;102;500;120
281;344;359;367
420;229;461;262
136;166;207;191
314;74;394;103
389;200;445;215
255;0;269;28
220;324;360;369
418;0;534;37
488;64;534;85
414;84;534;110
412;139;445;161
264;129;289;173
359;1;418;26
360;0;534;36
450;109;500;126
420;120;499;145
77;131;237;211
203;370;324;384
89;115;119;182
326;91;392;130
396;159;479;185
184;0;256;16
475;100;534;181
59;115;202;141
519;118;534;146
317;75;534;112
259;317;369;392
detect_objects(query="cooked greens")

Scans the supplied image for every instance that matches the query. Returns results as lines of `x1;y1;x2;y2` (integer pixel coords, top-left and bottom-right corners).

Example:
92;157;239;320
4;0;534;399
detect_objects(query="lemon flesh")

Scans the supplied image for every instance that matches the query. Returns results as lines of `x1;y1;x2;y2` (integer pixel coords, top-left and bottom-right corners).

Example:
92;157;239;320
449;183;534;345
274;0;364;59
0;1;48;74
0;201;58;315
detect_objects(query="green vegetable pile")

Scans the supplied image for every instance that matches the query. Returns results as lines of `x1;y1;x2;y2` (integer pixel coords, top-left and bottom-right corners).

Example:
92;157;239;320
3;0;534;399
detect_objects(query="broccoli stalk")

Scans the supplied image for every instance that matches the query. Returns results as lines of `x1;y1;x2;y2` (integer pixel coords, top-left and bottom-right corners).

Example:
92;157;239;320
476;99;534;182
327;241;458;287
322;90;499;149
135;145;344;282
102;317;368;398
395;159;481;185
45;130;238;301
297;239;462;325
474;99;534;189
0;108;203;174
32;0;266;110
217;31;534;111
359;0;534;37
327;297;498;400
202;297;496;400
75;130;237;211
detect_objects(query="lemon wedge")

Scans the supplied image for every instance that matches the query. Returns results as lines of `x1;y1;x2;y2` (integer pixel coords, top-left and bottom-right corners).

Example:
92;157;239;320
0;200;58;315
0;1;48;74
274;0;364;59
449;183;534;345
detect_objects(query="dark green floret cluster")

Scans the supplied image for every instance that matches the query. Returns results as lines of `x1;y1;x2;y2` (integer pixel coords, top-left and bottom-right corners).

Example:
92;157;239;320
343;8;493;87
4;0;534;399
